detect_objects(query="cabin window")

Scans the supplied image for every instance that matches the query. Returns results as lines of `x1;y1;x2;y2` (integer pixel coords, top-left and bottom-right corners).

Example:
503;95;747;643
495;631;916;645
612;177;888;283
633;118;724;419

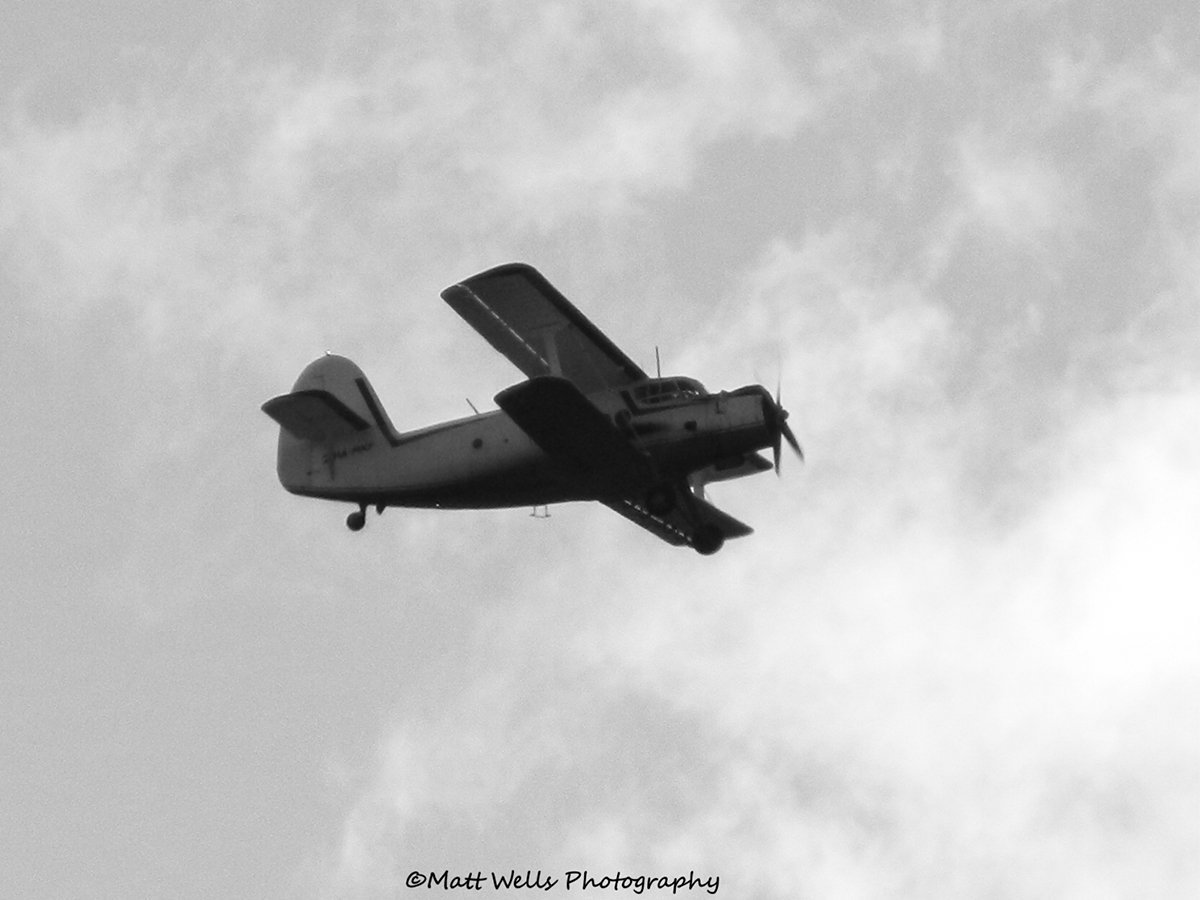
633;378;707;406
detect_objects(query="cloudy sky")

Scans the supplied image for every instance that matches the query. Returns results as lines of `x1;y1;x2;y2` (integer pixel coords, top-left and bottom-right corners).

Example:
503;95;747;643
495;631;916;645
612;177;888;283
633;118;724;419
2;1;1197;898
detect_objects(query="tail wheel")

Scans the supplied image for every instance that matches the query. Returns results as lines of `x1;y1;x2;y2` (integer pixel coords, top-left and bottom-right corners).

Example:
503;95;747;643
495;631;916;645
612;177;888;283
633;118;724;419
692;525;725;555
346;508;366;531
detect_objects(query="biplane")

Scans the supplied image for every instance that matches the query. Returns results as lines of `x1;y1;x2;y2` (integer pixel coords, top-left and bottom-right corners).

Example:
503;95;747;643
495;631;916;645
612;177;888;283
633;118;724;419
262;263;801;554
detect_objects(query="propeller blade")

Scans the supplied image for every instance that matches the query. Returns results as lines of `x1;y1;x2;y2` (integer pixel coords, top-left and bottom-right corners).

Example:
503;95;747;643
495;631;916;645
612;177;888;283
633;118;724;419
763;383;803;473
781;420;803;462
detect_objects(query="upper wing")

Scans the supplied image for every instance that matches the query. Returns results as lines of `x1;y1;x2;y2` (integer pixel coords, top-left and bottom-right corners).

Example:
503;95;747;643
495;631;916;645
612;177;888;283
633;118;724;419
442;263;648;395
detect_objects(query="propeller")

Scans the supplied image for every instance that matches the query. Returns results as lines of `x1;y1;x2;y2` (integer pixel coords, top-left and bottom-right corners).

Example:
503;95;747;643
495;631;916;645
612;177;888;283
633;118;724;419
764;381;803;474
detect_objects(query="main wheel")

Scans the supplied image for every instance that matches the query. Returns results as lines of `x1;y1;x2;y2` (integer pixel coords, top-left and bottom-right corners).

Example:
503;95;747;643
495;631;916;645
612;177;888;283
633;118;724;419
692;525;725;555
346;509;366;531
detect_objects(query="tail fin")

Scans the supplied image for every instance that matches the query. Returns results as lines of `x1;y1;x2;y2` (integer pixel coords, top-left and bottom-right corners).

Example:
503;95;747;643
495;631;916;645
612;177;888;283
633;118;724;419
262;354;397;494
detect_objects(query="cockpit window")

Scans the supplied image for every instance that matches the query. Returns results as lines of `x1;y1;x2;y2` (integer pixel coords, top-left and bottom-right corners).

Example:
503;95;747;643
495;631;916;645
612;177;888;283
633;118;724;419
633;378;707;406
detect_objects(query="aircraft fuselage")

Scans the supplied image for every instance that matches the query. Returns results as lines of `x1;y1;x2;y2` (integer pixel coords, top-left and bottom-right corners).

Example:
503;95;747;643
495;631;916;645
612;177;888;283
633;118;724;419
280;377;774;511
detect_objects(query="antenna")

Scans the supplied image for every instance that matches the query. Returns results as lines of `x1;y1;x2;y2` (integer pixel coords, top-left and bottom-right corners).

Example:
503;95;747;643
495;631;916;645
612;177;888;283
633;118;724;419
466;398;480;415
655;346;662;379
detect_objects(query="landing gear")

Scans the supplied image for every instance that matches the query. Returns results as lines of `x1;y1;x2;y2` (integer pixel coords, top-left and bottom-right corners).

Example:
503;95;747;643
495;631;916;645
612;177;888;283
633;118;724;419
691;525;725;556
346;506;366;532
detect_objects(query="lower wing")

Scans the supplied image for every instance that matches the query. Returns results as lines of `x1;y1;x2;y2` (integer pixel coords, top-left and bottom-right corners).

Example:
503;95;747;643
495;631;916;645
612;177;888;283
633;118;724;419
603;484;753;553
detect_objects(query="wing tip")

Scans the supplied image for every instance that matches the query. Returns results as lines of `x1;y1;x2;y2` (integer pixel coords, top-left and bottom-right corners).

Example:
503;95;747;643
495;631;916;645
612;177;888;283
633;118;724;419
441;261;540;296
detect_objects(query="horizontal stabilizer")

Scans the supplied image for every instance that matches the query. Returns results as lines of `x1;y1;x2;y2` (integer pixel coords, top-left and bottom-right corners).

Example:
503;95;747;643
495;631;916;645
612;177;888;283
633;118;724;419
262;389;371;443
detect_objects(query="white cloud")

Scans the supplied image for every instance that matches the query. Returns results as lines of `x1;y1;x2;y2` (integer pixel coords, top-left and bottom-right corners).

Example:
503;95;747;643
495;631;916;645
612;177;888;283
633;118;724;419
565;391;1200;899
956;135;1069;244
